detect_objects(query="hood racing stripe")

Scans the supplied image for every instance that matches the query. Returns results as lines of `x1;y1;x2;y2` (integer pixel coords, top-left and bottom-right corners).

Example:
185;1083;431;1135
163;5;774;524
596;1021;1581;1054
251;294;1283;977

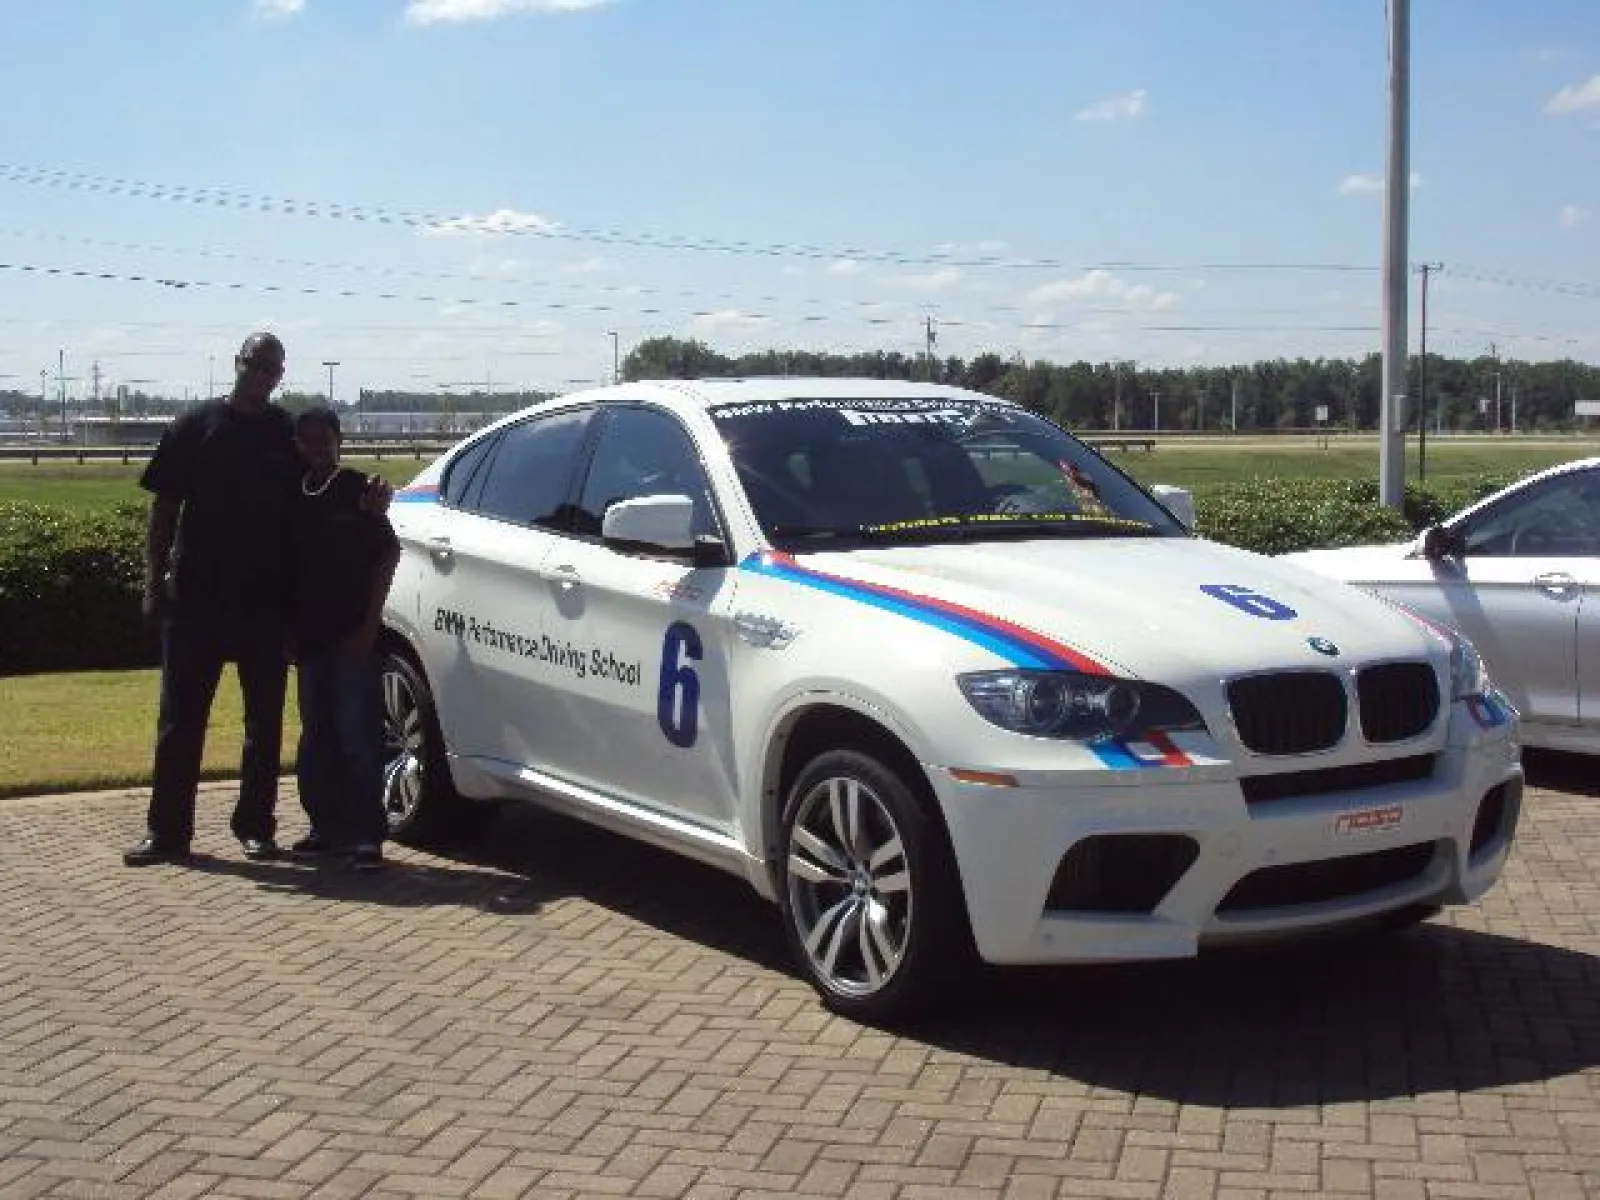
742;551;1108;674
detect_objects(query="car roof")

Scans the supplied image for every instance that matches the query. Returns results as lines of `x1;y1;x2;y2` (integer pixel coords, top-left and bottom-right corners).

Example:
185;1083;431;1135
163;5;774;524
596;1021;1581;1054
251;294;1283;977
552;376;1011;413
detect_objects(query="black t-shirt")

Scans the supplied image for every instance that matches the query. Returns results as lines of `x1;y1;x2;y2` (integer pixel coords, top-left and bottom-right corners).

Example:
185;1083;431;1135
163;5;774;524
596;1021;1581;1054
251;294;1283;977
289;467;400;656
140;400;299;619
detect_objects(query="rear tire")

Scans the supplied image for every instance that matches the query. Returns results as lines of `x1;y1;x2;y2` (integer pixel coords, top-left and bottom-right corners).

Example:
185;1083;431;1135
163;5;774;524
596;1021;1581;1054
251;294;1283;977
777;747;967;1024
380;649;483;845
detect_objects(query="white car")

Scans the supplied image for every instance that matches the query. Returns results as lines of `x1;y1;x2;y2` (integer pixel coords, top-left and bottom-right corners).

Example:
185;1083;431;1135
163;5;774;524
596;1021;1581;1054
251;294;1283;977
379;378;1523;1021
1283;457;1600;757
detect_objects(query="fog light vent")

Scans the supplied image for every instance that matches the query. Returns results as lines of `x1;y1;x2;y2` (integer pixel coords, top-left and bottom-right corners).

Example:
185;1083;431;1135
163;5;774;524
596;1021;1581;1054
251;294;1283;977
1046;834;1199;914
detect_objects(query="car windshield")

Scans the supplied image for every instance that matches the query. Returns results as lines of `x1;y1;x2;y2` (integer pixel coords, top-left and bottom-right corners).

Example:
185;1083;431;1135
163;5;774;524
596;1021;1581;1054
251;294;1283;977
710;395;1186;549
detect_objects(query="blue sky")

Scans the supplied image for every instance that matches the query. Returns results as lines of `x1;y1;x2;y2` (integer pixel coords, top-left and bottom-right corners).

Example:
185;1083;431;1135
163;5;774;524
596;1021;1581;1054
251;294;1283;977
0;0;1596;406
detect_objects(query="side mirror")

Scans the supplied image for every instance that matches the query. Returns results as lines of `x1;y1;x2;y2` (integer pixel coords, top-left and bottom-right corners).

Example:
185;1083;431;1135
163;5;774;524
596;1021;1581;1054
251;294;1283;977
602;494;696;552
1421;525;1466;561
1149;483;1196;530
602;494;730;566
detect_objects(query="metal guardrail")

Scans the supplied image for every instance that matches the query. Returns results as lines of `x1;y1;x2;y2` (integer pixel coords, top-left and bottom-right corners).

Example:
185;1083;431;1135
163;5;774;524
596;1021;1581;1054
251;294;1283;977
0;442;454;464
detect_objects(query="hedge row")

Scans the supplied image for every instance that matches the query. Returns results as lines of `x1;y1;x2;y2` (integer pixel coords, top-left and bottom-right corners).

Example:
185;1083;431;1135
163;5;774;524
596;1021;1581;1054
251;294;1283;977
1188;474;1517;556
0;503;155;674
0;473;1520;675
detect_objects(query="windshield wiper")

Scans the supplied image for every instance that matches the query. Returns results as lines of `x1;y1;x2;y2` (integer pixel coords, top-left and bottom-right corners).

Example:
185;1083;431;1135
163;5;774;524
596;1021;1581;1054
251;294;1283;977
939;519;1164;541
766;524;878;546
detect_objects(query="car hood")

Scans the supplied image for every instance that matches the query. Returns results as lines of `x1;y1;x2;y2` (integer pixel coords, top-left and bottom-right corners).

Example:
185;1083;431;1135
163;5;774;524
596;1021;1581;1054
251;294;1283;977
790;536;1444;679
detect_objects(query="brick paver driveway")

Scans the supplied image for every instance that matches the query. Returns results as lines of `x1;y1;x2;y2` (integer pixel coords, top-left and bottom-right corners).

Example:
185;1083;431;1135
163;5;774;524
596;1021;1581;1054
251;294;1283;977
1;753;1596;1200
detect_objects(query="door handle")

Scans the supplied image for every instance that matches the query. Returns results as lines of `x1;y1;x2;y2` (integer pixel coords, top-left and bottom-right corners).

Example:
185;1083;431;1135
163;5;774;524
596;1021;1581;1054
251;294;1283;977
1532;572;1577;599
425;536;454;564
548;563;582;592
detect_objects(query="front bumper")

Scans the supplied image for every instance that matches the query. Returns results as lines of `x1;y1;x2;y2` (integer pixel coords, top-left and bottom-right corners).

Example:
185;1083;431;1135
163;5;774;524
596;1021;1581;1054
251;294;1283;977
933;715;1522;966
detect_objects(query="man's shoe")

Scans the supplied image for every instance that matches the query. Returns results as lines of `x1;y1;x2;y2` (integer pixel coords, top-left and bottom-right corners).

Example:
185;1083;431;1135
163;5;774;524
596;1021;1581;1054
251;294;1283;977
239;837;280;861
348;845;385;872
288;833;332;860
123;837;192;867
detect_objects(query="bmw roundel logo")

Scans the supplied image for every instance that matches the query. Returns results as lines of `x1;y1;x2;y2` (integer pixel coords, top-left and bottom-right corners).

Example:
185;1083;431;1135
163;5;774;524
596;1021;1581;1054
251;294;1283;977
1307;637;1341;657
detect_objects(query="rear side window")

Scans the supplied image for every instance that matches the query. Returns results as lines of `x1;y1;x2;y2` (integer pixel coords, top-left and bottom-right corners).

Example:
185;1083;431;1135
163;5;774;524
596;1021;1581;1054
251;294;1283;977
470;408;593;528
440;433;499;509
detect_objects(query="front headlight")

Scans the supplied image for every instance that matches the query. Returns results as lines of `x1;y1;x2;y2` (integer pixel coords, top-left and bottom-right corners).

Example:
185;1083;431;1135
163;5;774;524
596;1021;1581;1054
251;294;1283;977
1448;635;1491;700
958;670;1206;742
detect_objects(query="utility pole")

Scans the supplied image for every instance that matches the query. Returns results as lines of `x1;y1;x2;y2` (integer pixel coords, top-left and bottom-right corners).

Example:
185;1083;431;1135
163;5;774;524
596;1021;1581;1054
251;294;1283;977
58;349;67;443
1488;343;1503;433
1416;262;1441;480
1230;376;1240;432
1378;0;1411;508
925;316;938;383
1152;390;1162;434
39;368;47;440
1113;363;1122;431
608;330;619;383
322;360;340;406
207;355;215;399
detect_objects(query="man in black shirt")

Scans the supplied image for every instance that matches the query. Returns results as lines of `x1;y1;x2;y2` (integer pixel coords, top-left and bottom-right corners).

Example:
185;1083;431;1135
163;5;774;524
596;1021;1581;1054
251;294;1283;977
285;407;400;870
125;332;298;866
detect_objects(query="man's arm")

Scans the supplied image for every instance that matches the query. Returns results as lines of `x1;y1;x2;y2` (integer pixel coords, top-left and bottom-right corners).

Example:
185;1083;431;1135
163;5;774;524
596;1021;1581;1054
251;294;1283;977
143;494;181;622
345;521;401;656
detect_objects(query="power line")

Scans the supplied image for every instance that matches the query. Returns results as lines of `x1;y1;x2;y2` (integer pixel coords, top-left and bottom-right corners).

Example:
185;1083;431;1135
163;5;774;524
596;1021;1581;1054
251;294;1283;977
0;162;1389;275
0;257;1436;339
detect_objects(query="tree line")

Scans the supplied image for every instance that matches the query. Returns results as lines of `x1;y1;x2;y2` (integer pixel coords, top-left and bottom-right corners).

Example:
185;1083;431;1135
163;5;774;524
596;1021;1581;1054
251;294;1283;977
619;338;1600;434
3;341;1596;432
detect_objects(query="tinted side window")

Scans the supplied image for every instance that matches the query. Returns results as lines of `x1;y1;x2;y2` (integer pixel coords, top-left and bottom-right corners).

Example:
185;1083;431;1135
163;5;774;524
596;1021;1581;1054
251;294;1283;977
574;407;718;539
440;433;499;508
472;408;592;527
1462;471;1600;558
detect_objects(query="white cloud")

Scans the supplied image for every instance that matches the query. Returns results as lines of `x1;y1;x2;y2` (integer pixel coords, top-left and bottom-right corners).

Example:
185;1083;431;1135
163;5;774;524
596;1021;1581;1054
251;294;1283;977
1560;204;1589;229
559;256;614;275
826;258;867;276
1546;75;1600;114
254;0;304;17
1074;89;1147;123
1337;171;1422;195
881;267;964;292
1024;269;1179;312
934;239;1009;256
422;208;559;236
689;310;770;336
405;0;610;25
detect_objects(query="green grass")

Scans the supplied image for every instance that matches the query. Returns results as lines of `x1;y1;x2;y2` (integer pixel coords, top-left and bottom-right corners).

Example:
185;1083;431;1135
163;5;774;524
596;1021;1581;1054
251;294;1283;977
0;456;426;509
0;667;302;799
1106;435;1600;491
6;438;1597;511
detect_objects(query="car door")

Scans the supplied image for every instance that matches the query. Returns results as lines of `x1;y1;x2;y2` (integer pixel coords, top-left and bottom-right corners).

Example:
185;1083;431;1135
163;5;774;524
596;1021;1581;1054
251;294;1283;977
1396;470;1600;729
529;404;742;833
414;407;596;767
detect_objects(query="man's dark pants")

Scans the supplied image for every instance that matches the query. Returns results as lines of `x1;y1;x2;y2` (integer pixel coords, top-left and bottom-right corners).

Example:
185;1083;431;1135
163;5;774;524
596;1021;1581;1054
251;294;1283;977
147;608;287;848
295;648;387;848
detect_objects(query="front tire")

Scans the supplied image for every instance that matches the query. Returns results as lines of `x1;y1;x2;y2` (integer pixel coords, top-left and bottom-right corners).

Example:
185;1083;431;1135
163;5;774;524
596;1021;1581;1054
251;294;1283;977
778;748;966;1024
380;649;474;844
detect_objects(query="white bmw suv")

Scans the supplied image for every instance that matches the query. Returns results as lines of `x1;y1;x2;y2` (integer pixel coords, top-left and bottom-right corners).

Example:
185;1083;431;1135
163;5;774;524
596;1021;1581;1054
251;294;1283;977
380;378;1523;1021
